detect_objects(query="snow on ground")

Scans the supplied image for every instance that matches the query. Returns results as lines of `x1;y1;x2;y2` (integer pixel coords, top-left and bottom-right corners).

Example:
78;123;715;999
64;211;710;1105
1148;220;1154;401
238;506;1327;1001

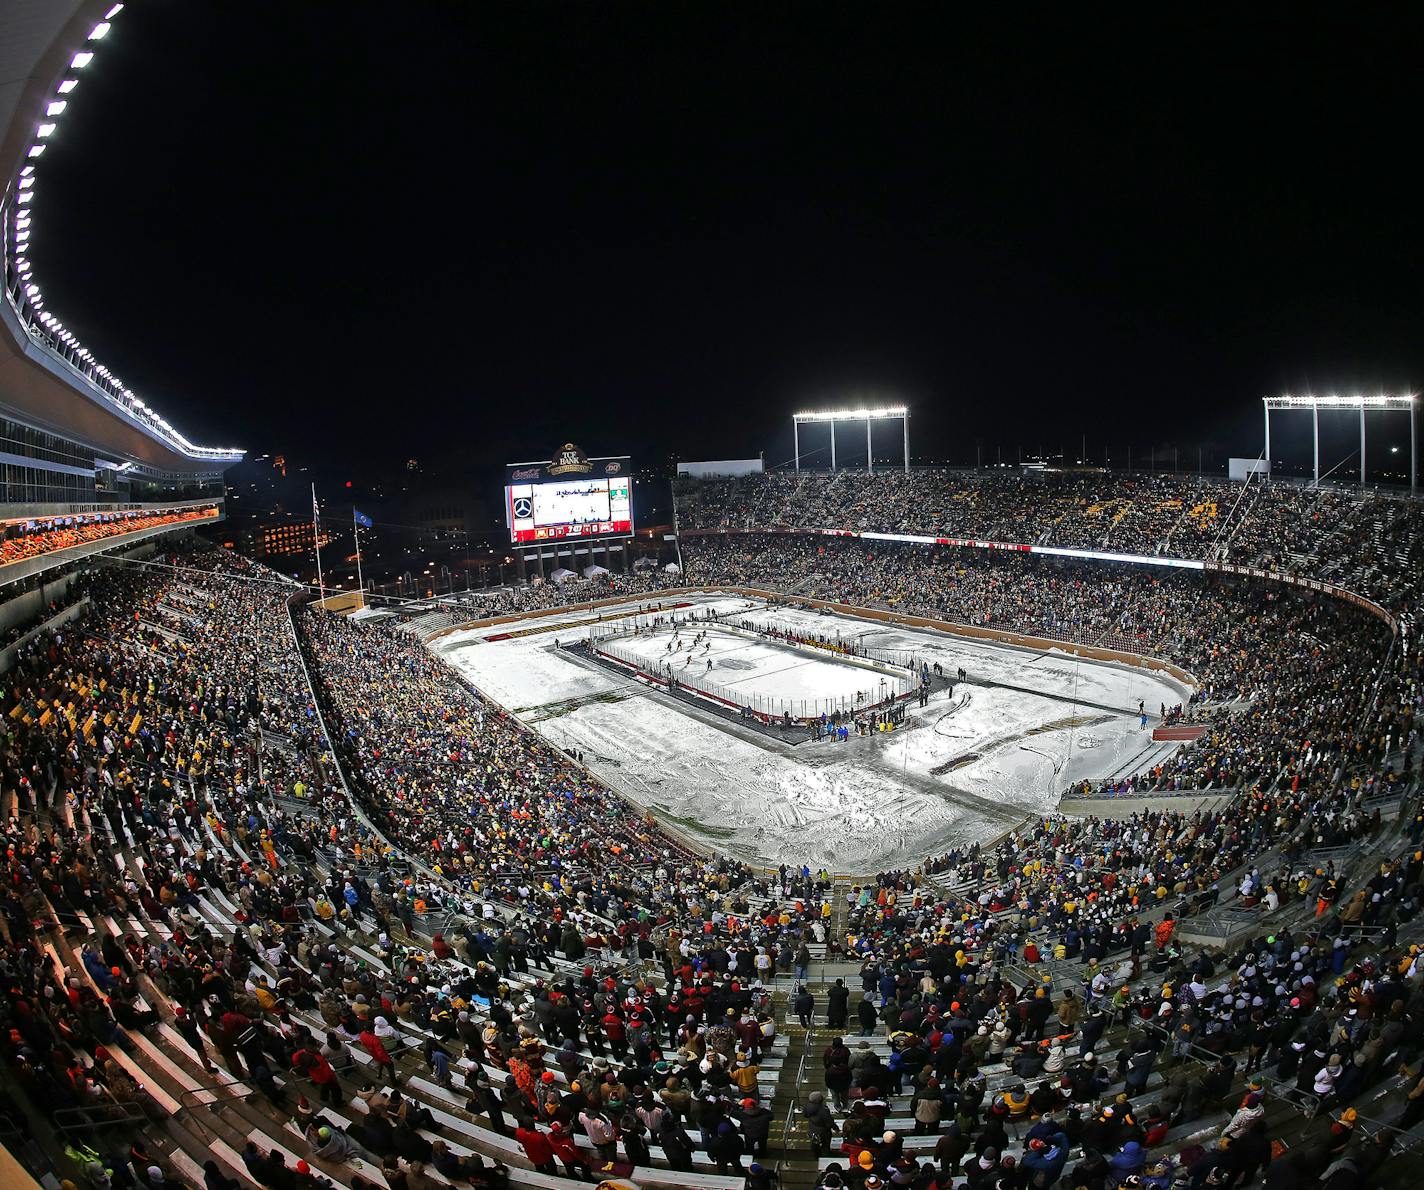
432;593;1191;872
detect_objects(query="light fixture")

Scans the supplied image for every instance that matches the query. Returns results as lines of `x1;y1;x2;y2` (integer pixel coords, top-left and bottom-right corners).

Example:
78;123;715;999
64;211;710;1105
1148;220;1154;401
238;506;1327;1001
27;144;45;158
88;23;111;41
57;79;78;94
71;51;93;69
17;191;33;203
46;101;67;118
105;4;125;18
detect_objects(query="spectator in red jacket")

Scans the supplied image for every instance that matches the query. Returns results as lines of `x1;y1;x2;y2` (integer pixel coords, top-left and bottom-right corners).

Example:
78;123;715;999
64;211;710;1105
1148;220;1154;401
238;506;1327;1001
548;1121;591;1180
292;1045;344;1106
601;1010;628;1058
516;1125;556;1174
359;1028;396;1085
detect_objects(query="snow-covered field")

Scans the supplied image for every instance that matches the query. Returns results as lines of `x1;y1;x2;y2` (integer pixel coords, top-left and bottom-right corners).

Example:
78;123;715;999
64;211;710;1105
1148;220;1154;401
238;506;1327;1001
432;593;1191;872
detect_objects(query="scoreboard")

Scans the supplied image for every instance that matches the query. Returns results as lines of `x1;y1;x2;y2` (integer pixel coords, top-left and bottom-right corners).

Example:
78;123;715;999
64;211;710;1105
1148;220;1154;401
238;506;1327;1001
505;446;633;544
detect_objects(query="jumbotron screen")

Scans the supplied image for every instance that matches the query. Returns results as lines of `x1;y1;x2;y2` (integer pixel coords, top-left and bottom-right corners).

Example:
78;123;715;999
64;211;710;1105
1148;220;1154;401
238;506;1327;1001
505;452;633;544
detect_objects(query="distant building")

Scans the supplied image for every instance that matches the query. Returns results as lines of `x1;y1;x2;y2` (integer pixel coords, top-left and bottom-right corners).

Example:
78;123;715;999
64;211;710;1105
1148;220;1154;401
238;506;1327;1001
238;516;330;559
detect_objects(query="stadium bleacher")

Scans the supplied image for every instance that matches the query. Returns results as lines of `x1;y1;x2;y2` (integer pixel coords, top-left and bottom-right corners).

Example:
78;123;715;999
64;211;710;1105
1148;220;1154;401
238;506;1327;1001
0;465;1420;1190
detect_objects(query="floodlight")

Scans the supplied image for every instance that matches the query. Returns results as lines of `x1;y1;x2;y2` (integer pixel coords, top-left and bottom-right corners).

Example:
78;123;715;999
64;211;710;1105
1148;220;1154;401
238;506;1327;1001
792;405;909;421
106;4;125;18
36;123;56;138
71;52;94;69
57;80;78;94
15;217;31;229
18;176;33;188
17;191;33;203
27;145;45;158
1264;391;1416;491
89;22;111;40
47;101;67;117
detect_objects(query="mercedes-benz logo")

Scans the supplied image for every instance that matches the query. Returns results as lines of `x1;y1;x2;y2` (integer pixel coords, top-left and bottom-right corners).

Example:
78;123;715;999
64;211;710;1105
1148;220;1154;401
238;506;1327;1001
512;497;532;518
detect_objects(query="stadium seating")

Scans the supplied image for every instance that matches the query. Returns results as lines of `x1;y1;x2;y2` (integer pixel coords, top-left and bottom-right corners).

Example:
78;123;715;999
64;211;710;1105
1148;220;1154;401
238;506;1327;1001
1;467;1422;1190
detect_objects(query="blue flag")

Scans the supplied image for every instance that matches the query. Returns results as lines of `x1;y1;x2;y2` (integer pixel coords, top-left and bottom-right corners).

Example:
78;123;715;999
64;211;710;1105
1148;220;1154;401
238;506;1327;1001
354;509;374;527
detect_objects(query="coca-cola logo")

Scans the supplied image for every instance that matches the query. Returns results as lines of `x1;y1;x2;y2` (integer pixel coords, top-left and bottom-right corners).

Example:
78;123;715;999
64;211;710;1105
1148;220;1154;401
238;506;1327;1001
509;467;542;481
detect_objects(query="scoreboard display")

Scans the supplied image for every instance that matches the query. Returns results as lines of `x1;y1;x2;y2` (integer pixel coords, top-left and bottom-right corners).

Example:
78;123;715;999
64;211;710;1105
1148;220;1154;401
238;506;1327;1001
505;447;634;544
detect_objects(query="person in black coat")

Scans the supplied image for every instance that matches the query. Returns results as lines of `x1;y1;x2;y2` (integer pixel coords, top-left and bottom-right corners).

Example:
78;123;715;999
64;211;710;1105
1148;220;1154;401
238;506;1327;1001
1231;1118;1272;1187
709;1118;746;1175
658;1112;696;1171
828;980;851;1029
858;996;879;1036
619;1116;651;1168
740;1099;774;1157
794;986;815;1030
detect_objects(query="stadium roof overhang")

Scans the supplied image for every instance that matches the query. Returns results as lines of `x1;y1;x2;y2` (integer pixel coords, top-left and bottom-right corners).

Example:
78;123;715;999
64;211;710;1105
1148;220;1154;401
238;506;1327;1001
0;1;242;475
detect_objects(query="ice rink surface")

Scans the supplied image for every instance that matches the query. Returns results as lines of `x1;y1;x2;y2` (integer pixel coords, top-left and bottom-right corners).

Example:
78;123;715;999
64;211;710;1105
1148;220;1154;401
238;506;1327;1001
433;593;1192;872
595;622;909;718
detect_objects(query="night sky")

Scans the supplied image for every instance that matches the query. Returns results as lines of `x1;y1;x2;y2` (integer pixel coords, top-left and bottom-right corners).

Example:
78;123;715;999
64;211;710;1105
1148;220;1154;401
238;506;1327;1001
29;2;1424;477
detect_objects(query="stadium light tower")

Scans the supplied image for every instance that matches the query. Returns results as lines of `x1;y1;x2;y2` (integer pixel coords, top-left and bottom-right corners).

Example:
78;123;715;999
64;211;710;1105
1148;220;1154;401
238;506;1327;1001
1262;393;1416;492
793;405;910;473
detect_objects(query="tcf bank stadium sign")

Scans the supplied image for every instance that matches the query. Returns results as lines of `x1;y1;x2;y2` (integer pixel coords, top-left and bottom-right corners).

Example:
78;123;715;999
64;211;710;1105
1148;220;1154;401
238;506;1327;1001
508;445;626;483
548;443;594;476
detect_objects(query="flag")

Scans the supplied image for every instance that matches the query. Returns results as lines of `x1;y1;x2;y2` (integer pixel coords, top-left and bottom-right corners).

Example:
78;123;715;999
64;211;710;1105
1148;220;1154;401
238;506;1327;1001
354;509;374;528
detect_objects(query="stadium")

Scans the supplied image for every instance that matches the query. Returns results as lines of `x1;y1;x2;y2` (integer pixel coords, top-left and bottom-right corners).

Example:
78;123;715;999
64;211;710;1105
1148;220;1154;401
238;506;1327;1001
0;7;1421;1190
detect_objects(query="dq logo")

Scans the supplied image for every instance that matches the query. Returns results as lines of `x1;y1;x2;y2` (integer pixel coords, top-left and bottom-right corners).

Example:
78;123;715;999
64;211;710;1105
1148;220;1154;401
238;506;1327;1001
512;497;533;518
604;461;621;474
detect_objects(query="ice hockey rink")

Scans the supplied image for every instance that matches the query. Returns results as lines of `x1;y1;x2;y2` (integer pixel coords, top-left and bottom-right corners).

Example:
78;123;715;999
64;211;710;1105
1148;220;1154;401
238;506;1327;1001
588;621;912;719
432;592;1194;871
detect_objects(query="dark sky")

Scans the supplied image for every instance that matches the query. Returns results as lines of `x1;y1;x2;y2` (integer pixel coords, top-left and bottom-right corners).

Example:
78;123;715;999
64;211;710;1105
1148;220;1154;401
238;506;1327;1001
30;2;1424;476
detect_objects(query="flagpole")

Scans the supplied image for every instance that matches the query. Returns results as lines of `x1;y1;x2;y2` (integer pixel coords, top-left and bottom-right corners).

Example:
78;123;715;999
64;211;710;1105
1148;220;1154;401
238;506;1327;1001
353;506;365;608
311;483;325;600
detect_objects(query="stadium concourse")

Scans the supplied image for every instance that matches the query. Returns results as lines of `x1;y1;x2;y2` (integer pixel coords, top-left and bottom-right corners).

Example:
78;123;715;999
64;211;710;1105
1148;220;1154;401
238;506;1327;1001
0;471;1420;1190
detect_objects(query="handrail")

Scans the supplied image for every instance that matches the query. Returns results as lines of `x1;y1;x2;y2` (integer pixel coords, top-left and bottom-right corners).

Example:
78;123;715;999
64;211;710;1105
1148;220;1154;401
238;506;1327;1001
177;1079;262;1114
775;1047;810;1175
53;1099;149;1135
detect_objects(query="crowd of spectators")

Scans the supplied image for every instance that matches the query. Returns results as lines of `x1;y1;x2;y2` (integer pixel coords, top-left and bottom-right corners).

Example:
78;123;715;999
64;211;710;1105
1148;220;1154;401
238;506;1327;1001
0;505;220;567
0;471;1419;1190
433;572;674;622
675;471;1424;617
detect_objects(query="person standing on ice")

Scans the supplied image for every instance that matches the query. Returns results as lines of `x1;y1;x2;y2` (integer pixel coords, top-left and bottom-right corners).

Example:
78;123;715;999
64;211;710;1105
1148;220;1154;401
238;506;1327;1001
707;658;713;672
